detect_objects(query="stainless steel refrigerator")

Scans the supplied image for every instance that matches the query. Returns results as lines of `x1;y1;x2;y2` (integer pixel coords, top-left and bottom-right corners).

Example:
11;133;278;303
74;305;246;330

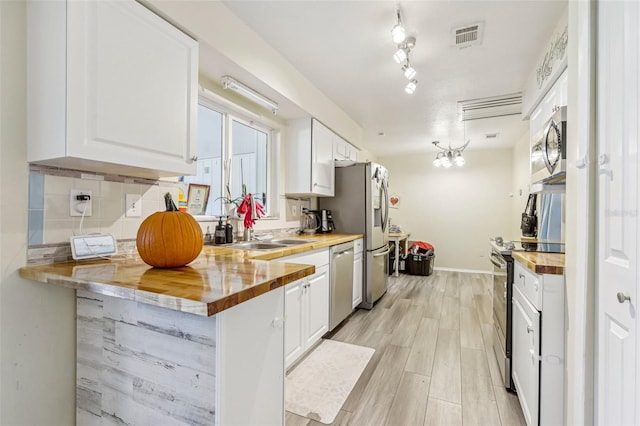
319;162;390;309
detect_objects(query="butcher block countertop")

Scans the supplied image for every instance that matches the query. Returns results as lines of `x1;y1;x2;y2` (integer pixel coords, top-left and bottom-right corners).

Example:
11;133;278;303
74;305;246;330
512;251;565;275
19;233;362;317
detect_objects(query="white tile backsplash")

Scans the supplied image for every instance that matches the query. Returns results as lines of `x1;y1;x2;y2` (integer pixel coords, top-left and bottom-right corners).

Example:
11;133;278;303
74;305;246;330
45;194;71;220
35;170;175;244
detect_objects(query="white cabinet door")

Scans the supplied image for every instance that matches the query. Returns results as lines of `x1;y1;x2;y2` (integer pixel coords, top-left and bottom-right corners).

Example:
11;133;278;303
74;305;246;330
305;264;329;347
285;119;335;197
512;286;541;426
529;68;568;144
217;287;285;426
311;120;335;196
596;1;639;424
353;251;363;308
28;0;198;179
284;279;305;368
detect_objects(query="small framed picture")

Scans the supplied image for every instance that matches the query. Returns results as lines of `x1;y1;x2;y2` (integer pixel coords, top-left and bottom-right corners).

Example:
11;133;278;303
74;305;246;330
389;193;400;209
187;184;210;215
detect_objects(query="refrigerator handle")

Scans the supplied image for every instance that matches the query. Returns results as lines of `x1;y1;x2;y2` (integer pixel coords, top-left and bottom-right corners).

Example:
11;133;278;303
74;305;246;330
381;178;389;232
373;248;391;257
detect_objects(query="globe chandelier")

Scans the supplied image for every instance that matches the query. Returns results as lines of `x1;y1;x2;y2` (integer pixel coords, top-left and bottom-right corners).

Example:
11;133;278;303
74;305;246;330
432;122;470;168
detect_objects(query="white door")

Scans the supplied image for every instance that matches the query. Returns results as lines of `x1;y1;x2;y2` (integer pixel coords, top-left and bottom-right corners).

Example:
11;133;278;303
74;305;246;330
305;265;329;347
596;1;639;424
284;280;305;369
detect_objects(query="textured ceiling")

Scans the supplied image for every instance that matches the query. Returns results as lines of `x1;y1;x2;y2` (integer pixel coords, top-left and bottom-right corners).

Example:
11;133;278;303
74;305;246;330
221;0;567;156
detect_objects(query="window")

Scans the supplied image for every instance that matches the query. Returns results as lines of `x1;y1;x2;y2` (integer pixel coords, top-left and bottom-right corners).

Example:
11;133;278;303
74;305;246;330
182;95;277;218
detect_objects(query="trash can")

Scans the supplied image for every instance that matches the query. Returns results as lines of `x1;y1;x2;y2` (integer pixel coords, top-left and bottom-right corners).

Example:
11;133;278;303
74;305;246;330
405;252;435;276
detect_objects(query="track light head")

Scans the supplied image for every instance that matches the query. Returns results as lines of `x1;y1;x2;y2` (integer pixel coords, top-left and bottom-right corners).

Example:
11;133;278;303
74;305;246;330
405;79;417;94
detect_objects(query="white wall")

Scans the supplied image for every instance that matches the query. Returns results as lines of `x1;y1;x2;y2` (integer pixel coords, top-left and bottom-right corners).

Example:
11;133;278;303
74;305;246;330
379;149;514;272
509;131;532;240
146;0;364;149
0;2;76;423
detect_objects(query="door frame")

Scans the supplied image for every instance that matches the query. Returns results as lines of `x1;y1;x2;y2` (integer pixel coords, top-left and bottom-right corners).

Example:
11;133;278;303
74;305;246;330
566;1;597;425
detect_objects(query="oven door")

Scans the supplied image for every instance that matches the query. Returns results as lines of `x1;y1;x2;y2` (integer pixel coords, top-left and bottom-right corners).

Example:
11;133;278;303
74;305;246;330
491;251;508;344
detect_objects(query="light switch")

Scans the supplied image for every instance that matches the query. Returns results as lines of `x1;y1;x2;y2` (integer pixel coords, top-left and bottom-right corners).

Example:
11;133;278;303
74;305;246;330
125;193;141;217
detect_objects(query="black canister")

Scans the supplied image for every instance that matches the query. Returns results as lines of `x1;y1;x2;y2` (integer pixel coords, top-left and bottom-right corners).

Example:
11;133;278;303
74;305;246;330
214;217;226;244
225;217;234;243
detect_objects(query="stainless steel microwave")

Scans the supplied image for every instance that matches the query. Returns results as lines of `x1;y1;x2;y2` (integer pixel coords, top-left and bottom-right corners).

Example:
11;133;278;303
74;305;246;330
531;106;567;184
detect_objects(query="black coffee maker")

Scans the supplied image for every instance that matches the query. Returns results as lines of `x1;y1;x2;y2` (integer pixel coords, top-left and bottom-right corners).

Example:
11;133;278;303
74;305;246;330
318;209;334;233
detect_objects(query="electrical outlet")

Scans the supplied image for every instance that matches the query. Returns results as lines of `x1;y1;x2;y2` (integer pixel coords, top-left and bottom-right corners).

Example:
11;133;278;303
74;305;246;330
291;204;298;217
125;193;141;217
70;190;93;217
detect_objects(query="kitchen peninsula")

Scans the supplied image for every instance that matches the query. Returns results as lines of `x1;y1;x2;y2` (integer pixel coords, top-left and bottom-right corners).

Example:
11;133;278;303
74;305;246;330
19;234;361;425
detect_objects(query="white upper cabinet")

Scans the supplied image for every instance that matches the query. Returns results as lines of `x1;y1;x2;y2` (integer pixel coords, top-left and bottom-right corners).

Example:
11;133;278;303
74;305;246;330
27;0;198;179
334;136;359;162
285;118;337;197
529;68;568;142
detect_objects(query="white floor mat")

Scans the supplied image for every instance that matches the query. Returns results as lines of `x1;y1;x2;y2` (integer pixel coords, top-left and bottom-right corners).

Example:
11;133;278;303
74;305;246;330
285;339;375;424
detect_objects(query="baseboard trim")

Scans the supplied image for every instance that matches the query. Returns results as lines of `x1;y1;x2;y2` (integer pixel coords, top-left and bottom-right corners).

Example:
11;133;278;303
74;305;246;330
433;267;492;275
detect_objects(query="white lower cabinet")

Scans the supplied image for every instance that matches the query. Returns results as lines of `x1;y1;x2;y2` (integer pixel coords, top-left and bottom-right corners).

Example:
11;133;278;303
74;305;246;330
353;238;364;308
305;265;330;347
217;287;285;425
512;285;541;426
511;260;565;426
280;249;330;369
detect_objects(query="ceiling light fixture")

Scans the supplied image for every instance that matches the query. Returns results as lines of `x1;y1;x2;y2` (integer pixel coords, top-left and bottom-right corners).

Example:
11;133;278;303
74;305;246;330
432;121;470;167
393;48;407;64
405;79;417;94
220;75;279;115
403;63;416;80
391;7;418;94
392;37;416;64
391;9;406;44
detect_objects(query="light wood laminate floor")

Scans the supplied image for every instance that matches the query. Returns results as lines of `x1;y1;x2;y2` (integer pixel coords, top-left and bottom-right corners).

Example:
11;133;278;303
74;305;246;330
286;271;526;426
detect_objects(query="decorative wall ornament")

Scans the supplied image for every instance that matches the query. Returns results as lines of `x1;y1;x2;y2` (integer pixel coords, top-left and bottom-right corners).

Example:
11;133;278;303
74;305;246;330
389;193;400;209
536;26;568;89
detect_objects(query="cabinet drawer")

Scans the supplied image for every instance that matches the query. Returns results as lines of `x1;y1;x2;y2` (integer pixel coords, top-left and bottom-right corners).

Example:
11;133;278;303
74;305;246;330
279;248;329;268
514;261;542;310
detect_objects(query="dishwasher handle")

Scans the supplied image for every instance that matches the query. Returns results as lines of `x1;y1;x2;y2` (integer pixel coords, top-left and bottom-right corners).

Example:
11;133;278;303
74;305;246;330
333;249;353;259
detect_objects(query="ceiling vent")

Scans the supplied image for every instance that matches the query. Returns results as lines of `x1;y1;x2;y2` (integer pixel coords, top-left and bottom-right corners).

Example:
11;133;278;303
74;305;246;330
458;93;522;121
452;22;484;49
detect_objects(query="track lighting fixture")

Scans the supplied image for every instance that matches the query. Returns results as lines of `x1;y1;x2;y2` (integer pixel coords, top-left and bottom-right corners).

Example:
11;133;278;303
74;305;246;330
391;9;406;44
403;63;416;80
391;7;418;94
405;79;417;94
393;48;407;64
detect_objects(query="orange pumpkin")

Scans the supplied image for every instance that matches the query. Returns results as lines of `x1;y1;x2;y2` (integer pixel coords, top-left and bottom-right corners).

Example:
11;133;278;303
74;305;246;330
136;193;203;268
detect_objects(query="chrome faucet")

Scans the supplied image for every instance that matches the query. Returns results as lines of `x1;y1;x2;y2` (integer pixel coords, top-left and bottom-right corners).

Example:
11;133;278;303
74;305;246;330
243;227;254;241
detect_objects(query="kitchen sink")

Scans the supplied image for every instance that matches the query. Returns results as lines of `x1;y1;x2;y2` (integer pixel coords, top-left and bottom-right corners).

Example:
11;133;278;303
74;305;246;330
270;239;317;245
231;242;288;250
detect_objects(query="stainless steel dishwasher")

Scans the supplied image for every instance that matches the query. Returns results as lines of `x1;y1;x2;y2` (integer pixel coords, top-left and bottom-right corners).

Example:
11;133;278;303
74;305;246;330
329;241;354;331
